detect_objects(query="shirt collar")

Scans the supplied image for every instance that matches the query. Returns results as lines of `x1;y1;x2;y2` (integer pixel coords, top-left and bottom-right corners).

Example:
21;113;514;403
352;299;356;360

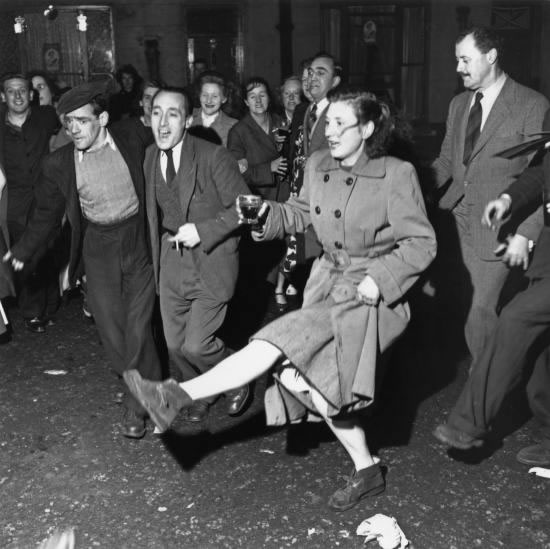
77;129;117;162
161;136;184;161
314;97;329;114
474;72;507;104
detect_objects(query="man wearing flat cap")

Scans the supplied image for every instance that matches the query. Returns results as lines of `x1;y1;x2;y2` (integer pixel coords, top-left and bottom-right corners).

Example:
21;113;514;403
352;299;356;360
4;79;162;439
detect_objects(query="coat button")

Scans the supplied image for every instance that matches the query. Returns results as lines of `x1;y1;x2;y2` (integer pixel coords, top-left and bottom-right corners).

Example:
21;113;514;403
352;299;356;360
315;206;321;214
335;241;343;249
323;174;330;182
346;177;354;186
334;209;341;218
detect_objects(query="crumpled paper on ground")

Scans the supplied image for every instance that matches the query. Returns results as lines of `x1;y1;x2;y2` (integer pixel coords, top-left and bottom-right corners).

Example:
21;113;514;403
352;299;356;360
529;467;550;479
357;514;409;548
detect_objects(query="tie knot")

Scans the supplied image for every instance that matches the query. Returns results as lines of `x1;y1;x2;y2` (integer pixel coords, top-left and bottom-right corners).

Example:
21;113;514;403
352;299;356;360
165;148;173;159
310;104;318;122
474;92;483;104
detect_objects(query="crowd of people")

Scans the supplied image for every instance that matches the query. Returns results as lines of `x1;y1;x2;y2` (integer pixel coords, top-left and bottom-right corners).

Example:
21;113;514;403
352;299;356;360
1;24;550;514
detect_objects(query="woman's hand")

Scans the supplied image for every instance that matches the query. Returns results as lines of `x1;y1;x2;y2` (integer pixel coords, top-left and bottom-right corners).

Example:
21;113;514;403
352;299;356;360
356;275;381;306
237;159;248;174
271;156;288;175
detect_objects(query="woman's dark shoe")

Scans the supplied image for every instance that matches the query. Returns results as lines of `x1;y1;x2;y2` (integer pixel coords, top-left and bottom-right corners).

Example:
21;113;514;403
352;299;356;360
274;291;288;312
25;317;46;333
328;463;385;511
226;384;251;416
123;370;193;432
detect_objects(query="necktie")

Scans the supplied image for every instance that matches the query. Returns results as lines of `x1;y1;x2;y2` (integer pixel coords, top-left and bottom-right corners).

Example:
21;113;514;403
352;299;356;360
165;148;176;185
463;92;483;165
308;104;318;139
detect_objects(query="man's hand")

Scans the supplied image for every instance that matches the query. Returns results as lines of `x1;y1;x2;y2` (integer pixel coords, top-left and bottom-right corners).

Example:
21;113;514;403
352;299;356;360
482;195;512;229
237;159;248;174
494;234;530;270
270;156;288;176
356;275;381;306
168;223;200;249
2;250;24;271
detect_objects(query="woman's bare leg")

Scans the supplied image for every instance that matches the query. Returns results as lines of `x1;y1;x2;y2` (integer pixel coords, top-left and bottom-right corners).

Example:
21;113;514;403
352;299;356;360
309;388;375;471
180;340;283;401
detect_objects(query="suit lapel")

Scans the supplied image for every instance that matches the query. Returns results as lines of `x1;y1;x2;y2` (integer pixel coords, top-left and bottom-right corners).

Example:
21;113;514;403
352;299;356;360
309;106;328;153
469;79;514;162
176;135;198;217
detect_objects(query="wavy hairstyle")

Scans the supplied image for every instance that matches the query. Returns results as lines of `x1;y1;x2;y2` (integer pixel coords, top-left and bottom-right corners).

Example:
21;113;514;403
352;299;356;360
327;86;410;159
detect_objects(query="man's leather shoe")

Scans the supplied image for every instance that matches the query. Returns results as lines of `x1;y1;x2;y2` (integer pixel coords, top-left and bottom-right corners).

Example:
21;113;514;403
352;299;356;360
433;423;483;450
121;408;146;439
123;370;193;432
25;317;46;333
186;401;210;423
328;463;385;511
516;442;550;466
226;384;251;416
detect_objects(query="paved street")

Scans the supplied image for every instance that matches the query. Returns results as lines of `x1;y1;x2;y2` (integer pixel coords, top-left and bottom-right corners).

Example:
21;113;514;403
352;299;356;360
0;294;549;548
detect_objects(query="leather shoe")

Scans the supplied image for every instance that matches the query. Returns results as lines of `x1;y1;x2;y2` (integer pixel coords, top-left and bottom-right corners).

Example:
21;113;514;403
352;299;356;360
25;317;46;333
433;423;484;450
123;370;193;432
516;442;550;466
226;384;251;416
121;408;146;439
186;401;210;423
328;463;385;511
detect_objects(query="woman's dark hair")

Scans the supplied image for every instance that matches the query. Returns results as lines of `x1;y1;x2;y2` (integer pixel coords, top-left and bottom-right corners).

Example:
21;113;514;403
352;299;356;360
327;86;410;159
115;64;143;92
242;76;272;107
197;71;227;97
27;70;59;98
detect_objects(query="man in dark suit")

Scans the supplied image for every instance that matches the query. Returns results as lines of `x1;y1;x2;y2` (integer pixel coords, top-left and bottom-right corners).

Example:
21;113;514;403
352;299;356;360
434;110;550;466
0;73;60;333
145;87;250;422
4;81;162;439
431;26;549;368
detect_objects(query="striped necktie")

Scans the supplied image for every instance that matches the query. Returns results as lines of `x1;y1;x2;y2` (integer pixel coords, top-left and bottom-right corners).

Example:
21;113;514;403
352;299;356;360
463;92;483;165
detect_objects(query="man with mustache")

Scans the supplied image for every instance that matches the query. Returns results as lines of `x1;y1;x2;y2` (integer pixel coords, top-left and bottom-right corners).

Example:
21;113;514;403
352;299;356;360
430;26;549;449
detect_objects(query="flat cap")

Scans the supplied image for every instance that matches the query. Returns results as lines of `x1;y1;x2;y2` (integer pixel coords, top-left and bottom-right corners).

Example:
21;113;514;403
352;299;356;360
56;80;109;116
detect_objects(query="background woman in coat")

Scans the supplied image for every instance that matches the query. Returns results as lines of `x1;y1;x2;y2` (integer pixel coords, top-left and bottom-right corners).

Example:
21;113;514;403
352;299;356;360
124;87;437;511
189;71;238;147
228;76;289;309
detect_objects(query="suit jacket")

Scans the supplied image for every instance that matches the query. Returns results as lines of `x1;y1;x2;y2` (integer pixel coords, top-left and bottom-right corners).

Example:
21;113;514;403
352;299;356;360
144;134;250;302
303;102;329;157
0;130;14;298
11;125;149;285
227;112;285;201
432;77;549;259
505;108;550;278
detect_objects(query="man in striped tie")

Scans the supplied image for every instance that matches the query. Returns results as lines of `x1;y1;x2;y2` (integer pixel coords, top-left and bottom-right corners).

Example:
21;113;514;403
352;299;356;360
430;26;549;450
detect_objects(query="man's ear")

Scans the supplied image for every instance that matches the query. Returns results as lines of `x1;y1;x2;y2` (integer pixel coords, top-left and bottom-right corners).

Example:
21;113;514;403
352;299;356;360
487;48;497;65
185;115;193;129
331;76;341;90
29;89;34;101
0;92;5;103
99;110;109;127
